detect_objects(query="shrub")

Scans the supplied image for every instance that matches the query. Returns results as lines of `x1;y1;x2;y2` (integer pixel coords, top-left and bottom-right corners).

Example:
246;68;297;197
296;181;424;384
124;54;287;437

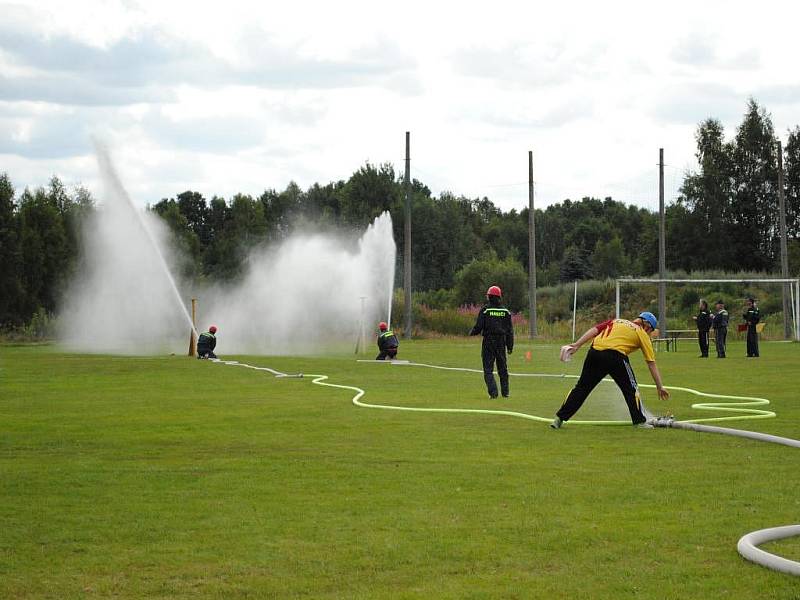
414;288;457;310
416;304;474;336
453;251;527;311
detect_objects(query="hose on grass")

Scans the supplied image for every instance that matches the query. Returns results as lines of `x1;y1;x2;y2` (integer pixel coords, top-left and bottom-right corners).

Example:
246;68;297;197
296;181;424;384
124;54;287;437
356;359;776;426
207;356;799;576
736;526;800;577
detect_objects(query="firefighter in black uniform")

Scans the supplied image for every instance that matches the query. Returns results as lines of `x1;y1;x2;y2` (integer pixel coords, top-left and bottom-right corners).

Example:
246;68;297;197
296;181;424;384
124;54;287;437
711;300;728;358
375;322;399;360
692;299;712;357
743;297;760;357
197;325;218;359
470;285;514;399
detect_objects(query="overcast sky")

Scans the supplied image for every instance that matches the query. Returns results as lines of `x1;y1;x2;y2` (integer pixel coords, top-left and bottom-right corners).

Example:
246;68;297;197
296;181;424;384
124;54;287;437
2;0;800;212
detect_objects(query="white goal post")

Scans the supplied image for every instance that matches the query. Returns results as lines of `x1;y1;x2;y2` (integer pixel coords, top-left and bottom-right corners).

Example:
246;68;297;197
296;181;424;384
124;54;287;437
615;278;800;341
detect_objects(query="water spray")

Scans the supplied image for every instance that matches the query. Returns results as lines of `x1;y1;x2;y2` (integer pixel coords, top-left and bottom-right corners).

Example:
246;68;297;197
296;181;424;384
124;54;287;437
201;211;396;354
63;159;395;355
93;141;198;340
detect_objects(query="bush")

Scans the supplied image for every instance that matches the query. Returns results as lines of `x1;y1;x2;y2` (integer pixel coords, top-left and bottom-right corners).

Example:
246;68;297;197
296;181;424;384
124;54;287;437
416;304;476;336
414;288;457;310
24;307;56;339
453;251;528;311
0;307;58;342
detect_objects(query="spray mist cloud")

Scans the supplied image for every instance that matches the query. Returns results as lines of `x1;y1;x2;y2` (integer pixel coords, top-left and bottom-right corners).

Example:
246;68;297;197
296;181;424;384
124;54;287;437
203;215;396;354
59;145;397;355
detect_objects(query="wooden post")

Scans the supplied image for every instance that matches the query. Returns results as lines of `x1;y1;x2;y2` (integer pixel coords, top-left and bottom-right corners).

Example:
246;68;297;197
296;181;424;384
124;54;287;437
403;131;412;338
658;149;666;335
778;141;791;339
188;298;197;356
528;150;537;338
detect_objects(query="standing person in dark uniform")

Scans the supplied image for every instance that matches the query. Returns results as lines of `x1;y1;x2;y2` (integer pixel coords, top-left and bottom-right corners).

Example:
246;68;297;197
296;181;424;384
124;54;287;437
197;325;218;359
711;300;728;358
550;312;670;429
692;299;712;358
743;297;760;357
470;285;514;399
375;322;399;360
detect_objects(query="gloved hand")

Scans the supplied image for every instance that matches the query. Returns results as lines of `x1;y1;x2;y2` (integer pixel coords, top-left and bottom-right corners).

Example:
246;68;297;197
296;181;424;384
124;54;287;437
507;348;513;354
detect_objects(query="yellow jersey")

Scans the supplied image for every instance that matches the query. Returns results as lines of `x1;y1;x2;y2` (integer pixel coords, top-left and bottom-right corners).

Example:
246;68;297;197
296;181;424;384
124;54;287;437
591;319;656;362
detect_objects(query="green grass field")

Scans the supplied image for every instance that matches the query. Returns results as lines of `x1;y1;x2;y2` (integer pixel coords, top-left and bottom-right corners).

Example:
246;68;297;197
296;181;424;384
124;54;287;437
2;339;799;599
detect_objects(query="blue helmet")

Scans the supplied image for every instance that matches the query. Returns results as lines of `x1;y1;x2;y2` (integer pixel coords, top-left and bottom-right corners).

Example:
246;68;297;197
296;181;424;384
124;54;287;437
638;311;658;330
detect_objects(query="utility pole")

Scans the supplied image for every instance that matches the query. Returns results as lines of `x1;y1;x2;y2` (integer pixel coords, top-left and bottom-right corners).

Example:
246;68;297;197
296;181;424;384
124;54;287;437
658;148;666;335
404;131;412;339
528;150;537;338
778;140;791;339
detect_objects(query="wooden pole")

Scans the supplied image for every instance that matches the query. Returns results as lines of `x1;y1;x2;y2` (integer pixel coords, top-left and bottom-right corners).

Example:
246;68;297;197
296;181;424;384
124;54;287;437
188;298;197;356
658;148;666;335
404;131;412;338
778;141;791;339
528;150;537;338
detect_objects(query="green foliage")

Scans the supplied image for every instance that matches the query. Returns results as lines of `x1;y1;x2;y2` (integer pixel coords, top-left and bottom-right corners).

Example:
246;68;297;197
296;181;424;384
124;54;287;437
339;162;399;227
591;236;629;279
677;99;790;272
680;287;700;309
414;288;457;310
0;173;23;325
22;306;56;339
17;186;70;320
453;251;528;311
559;245;592;281
415;305;475;336
785;126;800;239
789;239;800;277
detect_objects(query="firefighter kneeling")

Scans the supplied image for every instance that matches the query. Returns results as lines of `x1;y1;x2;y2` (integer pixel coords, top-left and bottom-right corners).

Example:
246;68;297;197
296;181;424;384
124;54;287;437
197;325;218;359
375;322;399;360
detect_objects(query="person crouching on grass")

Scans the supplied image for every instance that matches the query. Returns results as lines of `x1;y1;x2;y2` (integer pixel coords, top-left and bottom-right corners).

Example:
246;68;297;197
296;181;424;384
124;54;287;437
375;322;399;360
550;312;669;429
197;325;218;359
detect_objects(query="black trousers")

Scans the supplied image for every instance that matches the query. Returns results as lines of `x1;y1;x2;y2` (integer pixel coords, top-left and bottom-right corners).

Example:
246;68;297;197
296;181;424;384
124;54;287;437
556;348;647;425
698;329;709;357
746;326;759;357
376;347;398;360
714;327;727;357
197;350;217;359
481;336;508;397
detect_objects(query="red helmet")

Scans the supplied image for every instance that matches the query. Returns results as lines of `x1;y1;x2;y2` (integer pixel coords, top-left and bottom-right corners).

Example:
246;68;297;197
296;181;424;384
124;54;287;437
209;325;217;333
378;322;388;331
486;285;502;298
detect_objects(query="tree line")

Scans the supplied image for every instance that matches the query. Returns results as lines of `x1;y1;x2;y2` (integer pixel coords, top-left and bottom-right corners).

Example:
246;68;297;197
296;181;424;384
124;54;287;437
1;98;799;326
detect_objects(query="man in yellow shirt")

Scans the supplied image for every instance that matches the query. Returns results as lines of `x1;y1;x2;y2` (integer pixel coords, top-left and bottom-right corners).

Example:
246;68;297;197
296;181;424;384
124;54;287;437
551;312;670;429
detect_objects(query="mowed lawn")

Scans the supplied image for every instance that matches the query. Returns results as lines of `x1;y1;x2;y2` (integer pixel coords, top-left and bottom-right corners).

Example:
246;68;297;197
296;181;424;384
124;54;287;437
1;339;799;599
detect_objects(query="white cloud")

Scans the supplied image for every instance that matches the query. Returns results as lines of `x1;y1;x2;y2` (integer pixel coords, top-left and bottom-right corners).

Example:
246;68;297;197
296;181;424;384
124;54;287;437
1;0;800;212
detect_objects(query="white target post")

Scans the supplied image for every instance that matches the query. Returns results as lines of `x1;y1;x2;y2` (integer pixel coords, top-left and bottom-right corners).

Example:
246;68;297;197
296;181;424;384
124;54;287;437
359;296;367;354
